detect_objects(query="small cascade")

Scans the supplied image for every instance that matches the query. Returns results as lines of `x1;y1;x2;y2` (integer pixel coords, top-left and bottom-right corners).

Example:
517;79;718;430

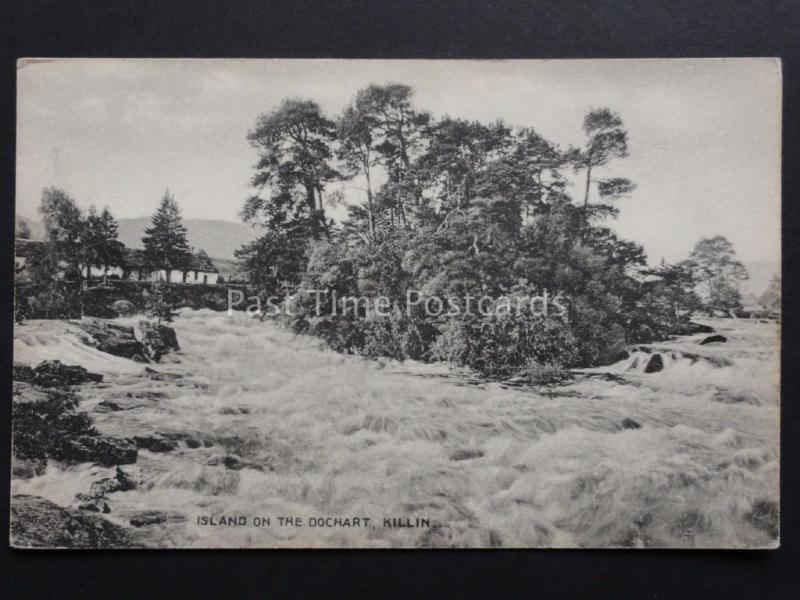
616;347;734;377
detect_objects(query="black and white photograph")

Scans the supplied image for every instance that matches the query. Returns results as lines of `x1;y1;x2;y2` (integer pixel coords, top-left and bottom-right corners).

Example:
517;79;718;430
10;58;781;549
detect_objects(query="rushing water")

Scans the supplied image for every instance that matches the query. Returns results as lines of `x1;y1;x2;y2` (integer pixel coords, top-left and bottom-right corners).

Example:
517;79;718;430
12;310;780;548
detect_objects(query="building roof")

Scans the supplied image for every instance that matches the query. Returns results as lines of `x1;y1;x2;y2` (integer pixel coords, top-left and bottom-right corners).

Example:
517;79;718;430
121;249;218;272
186;252;218;273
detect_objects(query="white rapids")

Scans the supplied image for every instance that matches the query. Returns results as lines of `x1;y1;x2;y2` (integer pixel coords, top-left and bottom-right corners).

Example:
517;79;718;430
12;310;780;548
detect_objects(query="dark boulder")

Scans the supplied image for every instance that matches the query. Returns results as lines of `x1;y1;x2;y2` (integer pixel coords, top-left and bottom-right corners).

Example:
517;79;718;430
135;320;180;362
157;324;180;352
142;367;182;381
125;390;169;400
133;435;178;453
12;363;36;384
76;318;144;360
11;495;133;548
673;321;715;335
222;454;268;471
12;456;47;479
56;435;138;467
621;418;642;430
96;394;162;411
95;400;123;412
700;334;728;345
223;455;245;470
644;354;664;374
450;448;485;461
90;466;137;496
14;360;103;387
114;466;137;491
76;494;111;514
688;322;715;334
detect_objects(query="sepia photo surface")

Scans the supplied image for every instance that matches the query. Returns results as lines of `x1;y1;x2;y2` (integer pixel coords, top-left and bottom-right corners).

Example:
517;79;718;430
11;58;781;549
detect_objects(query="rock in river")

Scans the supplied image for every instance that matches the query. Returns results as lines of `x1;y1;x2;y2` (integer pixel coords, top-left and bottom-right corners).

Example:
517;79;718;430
700;334;728;345
90;466;138;496
76;317;179;363
133;435;179;453
644;353;664;373
11;495;133;548
14;360;103;387
57;435;138;466
134;320;180;362
76;318;144;360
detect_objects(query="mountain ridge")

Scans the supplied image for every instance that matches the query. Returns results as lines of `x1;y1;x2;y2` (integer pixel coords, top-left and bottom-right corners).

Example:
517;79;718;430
16;216;260;261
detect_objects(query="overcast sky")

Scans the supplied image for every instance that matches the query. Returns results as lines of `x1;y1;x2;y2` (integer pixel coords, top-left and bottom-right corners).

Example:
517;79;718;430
16;58;781;264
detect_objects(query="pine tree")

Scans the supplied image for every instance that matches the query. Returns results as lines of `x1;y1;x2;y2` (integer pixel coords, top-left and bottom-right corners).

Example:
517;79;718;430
142;190;191;282
84;205;124;283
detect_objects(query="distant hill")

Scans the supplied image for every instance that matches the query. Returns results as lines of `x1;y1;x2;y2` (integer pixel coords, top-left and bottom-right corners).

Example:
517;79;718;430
115;218;260;261
16;216;260;261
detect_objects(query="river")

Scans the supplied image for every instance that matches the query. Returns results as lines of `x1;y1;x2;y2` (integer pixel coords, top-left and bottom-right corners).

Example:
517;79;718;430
12;309;780;548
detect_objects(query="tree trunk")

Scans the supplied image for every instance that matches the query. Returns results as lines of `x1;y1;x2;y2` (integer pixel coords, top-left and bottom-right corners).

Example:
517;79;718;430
581;163;593;240
365;166;375;236
304;185;322;238
583;163;592;211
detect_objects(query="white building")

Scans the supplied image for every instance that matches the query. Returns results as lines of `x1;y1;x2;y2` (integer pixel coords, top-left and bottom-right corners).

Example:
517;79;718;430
116;248;220;285
15;239;220;286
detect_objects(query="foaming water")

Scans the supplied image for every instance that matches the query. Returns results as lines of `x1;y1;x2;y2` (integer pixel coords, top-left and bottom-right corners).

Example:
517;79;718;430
12;311;780;548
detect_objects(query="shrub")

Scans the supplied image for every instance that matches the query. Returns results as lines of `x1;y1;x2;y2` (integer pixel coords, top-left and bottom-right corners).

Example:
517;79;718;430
144;281;177;324
111;299;138;317
432;311;579;378
515;360;573;385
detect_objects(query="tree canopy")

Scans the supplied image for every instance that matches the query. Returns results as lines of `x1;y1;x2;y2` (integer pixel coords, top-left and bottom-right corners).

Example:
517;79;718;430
688;235;749;314
236;84;709;375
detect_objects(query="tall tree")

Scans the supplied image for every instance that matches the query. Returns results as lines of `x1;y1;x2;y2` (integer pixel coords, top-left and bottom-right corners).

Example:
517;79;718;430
245;98;338;237
348;84;429;228
84;205;124;283
39;187;84;280
570;108;631;219
688;235;749;314
337;102;379;236
142;190;192;282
